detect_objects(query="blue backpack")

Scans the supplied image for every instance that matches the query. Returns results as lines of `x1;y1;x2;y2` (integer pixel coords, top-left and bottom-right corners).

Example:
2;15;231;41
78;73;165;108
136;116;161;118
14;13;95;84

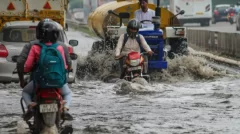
33;43;66;89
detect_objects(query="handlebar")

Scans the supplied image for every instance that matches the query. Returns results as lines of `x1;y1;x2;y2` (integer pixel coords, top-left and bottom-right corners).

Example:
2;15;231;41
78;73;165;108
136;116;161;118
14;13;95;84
140;20;152;24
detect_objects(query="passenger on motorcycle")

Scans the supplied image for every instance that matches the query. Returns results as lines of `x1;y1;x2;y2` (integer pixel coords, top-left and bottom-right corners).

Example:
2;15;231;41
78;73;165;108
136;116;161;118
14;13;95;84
115;19;154;79
228;6;236;14
18;19;73;121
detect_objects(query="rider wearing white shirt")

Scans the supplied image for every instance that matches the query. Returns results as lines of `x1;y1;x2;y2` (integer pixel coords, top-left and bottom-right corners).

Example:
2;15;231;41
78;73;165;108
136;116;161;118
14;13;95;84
134;0;155;22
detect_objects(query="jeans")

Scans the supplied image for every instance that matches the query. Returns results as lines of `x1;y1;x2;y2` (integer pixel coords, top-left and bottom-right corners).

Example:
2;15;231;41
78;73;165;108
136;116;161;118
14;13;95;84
22;81;72;109
119;57;127;79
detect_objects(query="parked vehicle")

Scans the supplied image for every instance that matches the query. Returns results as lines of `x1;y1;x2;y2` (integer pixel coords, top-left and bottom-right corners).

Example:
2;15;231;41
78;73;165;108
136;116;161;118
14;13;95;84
228;11;235;24
212;4;231;24
0;0;79;84
169;0;212;26
0;21;78;84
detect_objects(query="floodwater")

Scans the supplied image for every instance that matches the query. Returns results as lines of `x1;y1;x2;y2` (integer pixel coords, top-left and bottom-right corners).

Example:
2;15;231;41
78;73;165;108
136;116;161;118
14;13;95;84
0;29;240;134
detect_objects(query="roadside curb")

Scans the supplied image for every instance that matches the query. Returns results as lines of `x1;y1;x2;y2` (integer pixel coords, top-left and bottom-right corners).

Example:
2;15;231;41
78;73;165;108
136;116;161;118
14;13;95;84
189;47;240;67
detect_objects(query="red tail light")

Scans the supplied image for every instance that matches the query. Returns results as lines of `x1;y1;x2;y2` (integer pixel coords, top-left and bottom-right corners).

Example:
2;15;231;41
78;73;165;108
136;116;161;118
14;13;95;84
0;44;8;57
68;46;73;54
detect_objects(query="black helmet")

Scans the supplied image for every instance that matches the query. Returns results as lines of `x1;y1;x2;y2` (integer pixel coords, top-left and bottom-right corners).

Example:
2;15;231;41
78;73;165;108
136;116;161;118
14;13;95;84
36;18;60;43
127;19;141;38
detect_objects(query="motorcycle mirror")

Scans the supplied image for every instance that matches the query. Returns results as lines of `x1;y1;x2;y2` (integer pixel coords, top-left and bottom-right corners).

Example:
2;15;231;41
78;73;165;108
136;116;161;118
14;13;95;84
70;53;78;60
179;10;185;15
12;55;19;63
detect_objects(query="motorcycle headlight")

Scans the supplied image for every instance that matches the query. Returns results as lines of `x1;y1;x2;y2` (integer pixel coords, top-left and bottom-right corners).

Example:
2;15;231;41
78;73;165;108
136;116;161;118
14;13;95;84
130;59;140;66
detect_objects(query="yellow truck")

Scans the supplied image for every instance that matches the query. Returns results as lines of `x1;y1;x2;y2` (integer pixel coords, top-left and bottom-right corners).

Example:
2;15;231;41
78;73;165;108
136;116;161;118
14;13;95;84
0;0;68;30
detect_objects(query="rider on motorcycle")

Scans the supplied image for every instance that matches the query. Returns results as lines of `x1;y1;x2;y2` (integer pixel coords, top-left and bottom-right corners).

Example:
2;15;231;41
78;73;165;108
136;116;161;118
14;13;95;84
17;19;73;121
228;6;236;14
115;19;154;79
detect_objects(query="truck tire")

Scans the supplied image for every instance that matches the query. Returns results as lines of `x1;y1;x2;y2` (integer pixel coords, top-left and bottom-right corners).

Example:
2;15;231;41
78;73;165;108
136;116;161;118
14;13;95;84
178;40;189;55
168;39;189;59
91;41;104;52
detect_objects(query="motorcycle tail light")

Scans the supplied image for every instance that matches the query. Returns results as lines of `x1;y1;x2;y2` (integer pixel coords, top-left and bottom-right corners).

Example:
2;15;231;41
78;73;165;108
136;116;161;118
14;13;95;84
38;89;62;101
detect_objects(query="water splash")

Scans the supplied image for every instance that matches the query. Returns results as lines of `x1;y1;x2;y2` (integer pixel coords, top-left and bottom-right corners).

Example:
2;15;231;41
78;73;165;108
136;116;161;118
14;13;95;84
76;49;225;82
40;125;58;134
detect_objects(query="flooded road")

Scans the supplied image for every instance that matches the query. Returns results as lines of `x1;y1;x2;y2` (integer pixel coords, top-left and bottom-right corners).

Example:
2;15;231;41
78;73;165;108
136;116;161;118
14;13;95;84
0;29;240;134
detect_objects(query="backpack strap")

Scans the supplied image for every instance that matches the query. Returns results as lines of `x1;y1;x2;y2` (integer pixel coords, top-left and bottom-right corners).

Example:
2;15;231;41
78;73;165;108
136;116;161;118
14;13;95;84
121;33;128;53
121;33;142;53
136;34;141;46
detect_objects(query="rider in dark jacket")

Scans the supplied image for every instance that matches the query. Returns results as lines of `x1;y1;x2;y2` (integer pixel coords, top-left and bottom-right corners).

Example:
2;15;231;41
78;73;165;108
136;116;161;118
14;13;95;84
17;18;73;121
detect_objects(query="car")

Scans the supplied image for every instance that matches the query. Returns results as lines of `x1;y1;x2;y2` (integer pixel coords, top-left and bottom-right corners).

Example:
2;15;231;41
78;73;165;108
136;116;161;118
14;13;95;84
0;21;78;84
212;4;231;24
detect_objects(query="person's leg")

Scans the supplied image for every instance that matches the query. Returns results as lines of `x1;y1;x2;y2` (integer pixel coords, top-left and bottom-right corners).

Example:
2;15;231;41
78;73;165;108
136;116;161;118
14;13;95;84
119;57;126;79
60;83;72;109
22;81;34;107
60;83;73;120
22;80;36;121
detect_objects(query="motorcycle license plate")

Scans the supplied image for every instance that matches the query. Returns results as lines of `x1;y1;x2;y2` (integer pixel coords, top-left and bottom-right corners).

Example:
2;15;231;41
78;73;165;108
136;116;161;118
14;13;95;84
128;66;141;71
40;104;58;113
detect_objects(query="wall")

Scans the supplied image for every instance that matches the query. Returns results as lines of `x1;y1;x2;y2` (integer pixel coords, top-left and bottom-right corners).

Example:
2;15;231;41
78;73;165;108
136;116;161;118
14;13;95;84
187;29;240;58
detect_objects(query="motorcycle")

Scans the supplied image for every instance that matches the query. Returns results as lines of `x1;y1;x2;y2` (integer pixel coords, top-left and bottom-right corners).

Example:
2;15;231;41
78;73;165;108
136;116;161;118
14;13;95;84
120;51;150;82
228;12;235;25
12;53;78;134
21;87;70;134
